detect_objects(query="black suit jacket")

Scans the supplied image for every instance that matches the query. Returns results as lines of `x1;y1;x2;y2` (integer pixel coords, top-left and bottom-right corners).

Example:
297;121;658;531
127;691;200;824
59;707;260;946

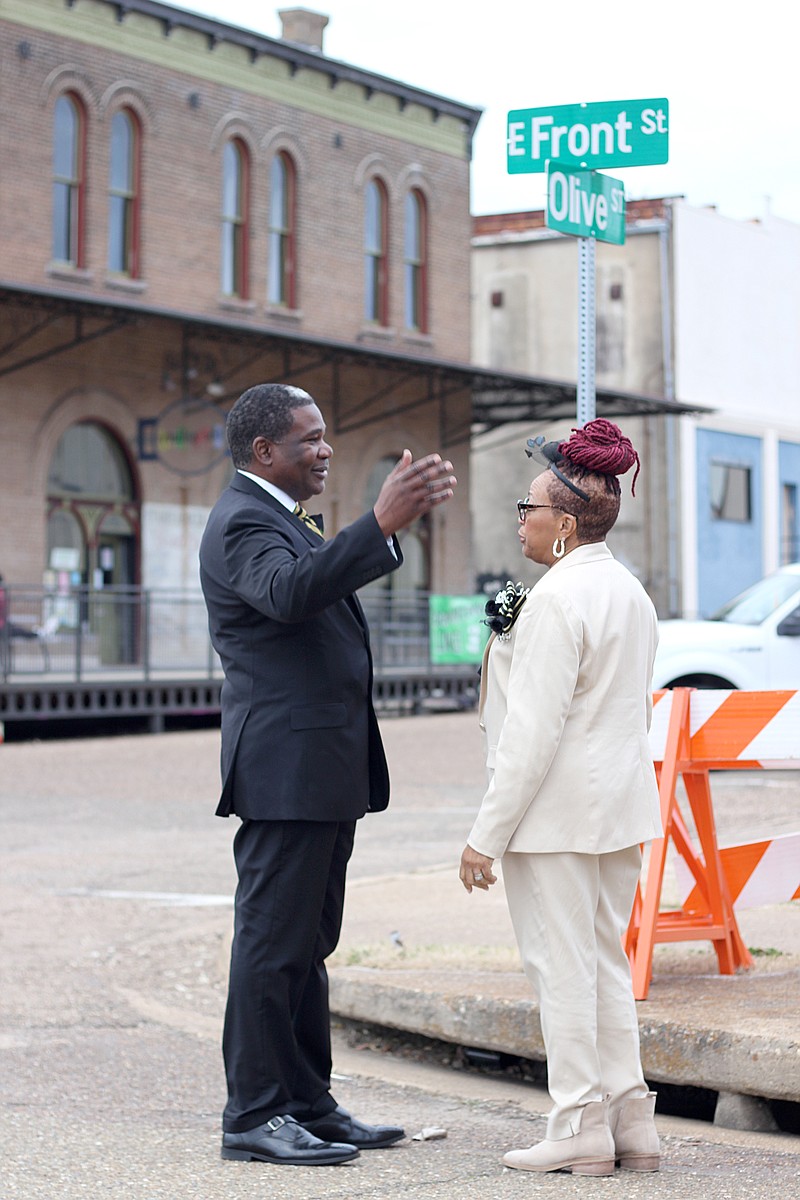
199;473;402;820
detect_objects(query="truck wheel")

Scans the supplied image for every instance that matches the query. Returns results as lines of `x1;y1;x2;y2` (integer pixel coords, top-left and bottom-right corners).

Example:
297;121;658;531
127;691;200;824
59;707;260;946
665;674;736;689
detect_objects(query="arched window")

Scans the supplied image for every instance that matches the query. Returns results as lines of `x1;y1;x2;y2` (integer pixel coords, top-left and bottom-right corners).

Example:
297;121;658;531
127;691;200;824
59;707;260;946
362;453;429;614
363;455;430;595
404;189;428;332
52;93;86;266
47;422;139;583
108;109;141;276
47;422;140;660
221;138;250;298
268;151;297;307
48;421;135;501
364;178;389;325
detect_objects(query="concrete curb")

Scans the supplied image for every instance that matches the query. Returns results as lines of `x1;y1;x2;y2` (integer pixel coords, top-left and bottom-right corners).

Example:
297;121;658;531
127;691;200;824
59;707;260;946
329;970;800;1104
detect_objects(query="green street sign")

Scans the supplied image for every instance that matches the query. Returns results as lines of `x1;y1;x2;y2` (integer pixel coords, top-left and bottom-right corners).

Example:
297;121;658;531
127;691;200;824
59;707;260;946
507;98;668;174
546;164;626;244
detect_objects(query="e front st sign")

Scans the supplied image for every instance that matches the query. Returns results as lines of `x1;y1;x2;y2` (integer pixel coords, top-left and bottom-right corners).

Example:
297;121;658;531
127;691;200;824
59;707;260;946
507;98;669;173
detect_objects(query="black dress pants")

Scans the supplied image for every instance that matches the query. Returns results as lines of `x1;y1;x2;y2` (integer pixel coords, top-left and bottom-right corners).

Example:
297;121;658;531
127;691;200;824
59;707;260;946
221;817;356;1133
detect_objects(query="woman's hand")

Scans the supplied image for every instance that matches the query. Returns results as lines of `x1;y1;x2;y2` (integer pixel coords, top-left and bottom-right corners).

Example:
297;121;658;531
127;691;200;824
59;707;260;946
459;845;497;893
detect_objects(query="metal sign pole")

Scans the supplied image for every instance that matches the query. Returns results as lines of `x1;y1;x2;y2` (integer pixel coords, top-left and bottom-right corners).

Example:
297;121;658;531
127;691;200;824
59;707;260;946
577;235;596;426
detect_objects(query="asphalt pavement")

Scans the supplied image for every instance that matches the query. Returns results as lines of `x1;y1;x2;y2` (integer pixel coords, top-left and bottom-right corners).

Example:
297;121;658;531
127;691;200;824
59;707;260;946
1;713;799;1198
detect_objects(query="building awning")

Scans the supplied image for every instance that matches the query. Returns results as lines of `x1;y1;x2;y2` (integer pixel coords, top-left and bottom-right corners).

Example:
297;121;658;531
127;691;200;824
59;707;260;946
0;283;707;445
467;373;705;433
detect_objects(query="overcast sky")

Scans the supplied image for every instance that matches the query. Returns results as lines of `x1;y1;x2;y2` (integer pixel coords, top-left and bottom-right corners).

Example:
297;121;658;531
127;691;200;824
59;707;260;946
169;0;800;225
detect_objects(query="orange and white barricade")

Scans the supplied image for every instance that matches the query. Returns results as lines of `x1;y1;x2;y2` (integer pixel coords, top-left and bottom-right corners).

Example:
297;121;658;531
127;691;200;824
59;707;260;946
625;689;800;1000
676;832;800;911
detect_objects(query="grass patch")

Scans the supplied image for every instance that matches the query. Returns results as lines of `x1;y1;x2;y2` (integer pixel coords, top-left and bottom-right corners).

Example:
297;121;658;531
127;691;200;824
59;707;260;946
330;942;522;971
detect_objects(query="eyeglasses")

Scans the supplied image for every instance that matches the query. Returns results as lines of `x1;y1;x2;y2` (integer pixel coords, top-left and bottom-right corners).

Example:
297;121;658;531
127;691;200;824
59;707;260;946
517;500;578;522
517;500;557;521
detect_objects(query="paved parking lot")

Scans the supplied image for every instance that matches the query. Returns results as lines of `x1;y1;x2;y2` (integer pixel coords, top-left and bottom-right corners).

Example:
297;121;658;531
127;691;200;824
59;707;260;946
2;715;798;1197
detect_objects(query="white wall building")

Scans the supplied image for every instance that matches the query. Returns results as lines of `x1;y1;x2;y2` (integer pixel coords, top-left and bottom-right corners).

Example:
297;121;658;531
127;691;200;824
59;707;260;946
672;204;800;615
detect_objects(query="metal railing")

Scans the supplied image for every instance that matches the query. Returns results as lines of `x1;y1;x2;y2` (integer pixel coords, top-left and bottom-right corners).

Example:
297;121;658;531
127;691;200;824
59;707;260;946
0;583;450;682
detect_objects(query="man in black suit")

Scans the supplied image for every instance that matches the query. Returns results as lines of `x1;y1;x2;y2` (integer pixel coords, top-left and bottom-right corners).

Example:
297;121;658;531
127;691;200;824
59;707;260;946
199;382;456;1166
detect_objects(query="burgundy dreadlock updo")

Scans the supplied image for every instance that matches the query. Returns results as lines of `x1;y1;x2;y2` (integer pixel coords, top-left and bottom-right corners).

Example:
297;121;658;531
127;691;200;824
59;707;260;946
532;418;641;543
557;419;641;496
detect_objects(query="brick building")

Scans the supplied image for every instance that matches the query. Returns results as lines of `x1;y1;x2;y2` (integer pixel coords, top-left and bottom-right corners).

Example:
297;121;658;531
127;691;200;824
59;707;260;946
0;0;483;610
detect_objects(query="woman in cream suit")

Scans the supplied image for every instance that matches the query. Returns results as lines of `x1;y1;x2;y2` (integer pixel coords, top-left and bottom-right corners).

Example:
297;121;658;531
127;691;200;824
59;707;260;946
460;420;662;1176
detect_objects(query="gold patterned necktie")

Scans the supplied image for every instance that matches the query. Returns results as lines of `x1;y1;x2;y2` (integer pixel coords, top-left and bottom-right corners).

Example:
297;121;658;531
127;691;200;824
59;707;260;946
293;503;324;538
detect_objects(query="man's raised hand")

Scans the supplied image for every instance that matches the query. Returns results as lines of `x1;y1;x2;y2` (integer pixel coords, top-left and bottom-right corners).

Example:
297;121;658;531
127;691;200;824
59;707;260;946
373;450;457;537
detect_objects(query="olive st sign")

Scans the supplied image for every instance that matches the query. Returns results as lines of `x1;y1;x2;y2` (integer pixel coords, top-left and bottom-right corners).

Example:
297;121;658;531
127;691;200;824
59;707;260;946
546;164;625;245
507;98;669;174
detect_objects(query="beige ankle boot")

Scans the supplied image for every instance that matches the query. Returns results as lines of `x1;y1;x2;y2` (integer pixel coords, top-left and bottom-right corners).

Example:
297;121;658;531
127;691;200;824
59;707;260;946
612;1091;660;1171
503;1099;615;1175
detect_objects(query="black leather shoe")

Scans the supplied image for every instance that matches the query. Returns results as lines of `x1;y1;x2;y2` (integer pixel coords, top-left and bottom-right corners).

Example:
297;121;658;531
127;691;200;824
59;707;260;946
221;1115;359;1165
301;1105;405;1149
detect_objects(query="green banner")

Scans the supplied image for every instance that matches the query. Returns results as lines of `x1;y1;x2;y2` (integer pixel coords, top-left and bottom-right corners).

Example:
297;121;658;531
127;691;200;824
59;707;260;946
428;595;489;665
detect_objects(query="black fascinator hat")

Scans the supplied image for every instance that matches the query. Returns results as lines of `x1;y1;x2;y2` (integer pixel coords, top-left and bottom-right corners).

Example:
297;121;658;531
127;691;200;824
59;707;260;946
525;435;590;502
525;420;641;498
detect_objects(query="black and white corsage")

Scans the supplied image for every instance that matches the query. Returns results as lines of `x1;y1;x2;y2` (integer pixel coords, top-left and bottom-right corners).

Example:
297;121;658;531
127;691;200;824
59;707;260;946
483;580;530;640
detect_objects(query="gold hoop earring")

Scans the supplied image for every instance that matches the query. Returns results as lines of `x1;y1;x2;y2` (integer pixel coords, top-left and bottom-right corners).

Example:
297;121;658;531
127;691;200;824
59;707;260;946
552;536;566;559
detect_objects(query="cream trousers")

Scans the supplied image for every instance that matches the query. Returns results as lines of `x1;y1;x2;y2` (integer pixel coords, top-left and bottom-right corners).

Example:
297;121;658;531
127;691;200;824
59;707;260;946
502;845;649;1140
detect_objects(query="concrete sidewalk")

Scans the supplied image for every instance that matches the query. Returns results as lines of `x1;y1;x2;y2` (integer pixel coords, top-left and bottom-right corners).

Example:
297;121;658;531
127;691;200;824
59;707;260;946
328;712;800;1121
329;865;800;1115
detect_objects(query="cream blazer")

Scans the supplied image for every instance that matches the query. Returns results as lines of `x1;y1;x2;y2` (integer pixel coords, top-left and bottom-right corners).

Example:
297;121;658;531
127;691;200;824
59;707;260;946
468;542;662;859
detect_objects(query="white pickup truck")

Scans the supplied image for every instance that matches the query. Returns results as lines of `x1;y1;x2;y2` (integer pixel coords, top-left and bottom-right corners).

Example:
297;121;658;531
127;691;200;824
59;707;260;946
652;563;800;690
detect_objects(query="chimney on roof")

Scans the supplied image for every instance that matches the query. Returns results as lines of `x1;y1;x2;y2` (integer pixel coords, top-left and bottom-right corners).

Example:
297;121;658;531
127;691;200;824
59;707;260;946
278;8;329;53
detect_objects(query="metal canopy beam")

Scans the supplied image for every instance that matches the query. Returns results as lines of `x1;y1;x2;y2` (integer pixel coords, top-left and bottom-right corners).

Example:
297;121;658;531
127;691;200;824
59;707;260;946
0;303;134;380
0;285;709;444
